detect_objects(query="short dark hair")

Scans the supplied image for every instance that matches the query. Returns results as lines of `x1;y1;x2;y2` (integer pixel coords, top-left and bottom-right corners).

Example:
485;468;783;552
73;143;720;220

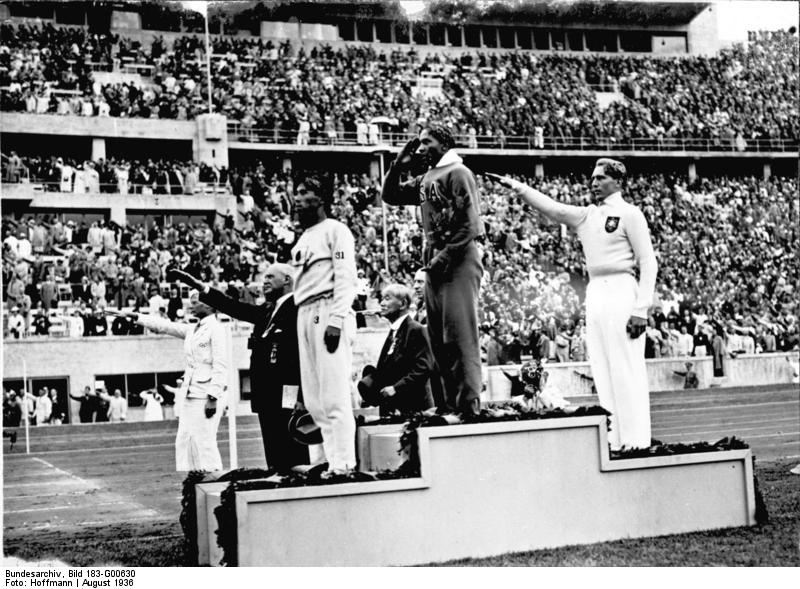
296;173;334;208
421;125;455;152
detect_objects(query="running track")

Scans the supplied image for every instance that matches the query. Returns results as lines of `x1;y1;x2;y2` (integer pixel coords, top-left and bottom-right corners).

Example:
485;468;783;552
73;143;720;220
3;384;798;537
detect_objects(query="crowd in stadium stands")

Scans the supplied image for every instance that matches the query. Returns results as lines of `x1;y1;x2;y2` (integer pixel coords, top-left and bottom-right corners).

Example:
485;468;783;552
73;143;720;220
3;162;798;361
2;23;797;146
2;151;229;194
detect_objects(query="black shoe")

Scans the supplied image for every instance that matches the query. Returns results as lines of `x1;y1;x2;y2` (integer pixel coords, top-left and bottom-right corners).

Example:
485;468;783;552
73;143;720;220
306;462;329;480
9;431;17;450
347;471;378;483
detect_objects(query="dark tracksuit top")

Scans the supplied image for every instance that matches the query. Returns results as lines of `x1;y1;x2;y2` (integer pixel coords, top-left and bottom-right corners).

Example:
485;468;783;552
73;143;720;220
382;150;484;413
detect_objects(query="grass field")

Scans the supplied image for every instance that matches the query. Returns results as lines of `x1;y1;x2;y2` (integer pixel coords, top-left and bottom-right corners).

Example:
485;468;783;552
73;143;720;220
3;457;798;567
4;385;798;567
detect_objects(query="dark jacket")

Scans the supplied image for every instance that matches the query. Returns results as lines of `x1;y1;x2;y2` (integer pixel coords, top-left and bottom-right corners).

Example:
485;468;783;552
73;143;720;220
364;316;435;414
201;288;300;413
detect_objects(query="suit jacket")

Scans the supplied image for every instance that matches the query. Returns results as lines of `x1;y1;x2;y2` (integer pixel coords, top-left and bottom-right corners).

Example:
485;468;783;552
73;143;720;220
201;288;300;413
136;314;228;414
371;316;435;413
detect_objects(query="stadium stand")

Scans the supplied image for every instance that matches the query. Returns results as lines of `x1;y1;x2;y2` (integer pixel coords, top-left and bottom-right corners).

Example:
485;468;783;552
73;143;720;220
3;163;798;361
1;21;797;150
1;1;798;424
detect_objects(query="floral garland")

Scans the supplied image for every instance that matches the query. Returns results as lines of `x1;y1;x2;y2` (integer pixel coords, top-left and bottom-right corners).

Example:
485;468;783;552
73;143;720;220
395;403;612;475
179;470;209;566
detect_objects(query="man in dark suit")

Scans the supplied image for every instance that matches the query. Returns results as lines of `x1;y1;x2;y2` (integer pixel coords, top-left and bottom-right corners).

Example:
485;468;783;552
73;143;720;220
358;283;435;416
168;264;308;474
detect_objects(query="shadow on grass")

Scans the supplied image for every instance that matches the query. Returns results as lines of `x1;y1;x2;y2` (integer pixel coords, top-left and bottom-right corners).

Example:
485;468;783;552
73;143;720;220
4;459;799;567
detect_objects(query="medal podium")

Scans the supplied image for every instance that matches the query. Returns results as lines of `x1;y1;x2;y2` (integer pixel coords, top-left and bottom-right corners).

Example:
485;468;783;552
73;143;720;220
193;413;756;566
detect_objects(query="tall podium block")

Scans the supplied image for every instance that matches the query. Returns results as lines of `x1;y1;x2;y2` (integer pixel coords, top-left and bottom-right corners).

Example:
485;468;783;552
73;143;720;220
196;415;756;566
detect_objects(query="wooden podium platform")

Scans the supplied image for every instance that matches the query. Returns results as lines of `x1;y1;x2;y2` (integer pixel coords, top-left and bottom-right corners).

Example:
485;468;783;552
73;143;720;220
195;414;756;566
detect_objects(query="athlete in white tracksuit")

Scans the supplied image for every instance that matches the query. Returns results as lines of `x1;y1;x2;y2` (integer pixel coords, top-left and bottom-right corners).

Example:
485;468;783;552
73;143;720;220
291;178;359;474
487;159;657;450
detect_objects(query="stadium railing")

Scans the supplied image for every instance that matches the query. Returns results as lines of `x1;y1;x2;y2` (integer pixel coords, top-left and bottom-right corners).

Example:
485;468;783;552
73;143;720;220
226;123;800;153
0;179;231;196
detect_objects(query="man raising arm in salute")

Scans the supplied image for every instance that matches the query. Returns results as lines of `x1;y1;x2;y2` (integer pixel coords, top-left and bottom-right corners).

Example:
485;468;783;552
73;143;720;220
486;159;657;450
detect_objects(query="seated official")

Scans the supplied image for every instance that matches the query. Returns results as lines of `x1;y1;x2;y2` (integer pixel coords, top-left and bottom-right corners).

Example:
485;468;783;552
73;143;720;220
358;283;435;416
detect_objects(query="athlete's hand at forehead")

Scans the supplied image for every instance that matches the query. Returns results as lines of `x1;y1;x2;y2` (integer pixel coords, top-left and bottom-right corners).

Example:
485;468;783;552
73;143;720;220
396;137;421;167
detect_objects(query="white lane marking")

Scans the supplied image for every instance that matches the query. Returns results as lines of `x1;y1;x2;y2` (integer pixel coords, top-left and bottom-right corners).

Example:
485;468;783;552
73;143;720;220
3;437;264;458
5;500;159;515
29;457;99;489
652;400;798;414
7;456;168;519
653;417;800;433
4;516;170;532
656;431;799;441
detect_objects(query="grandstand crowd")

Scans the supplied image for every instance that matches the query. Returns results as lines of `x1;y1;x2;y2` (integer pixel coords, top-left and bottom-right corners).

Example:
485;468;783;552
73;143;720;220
1;22;797;147
4;159;798;362
1;15;798;434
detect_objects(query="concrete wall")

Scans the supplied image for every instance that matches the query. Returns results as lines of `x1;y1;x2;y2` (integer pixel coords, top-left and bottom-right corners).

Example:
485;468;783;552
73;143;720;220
485;352;800;400
2;326;388;423
0;189;234;224
686;4;722;56
4;323;796;424
194;114;229;168
0;113;196;140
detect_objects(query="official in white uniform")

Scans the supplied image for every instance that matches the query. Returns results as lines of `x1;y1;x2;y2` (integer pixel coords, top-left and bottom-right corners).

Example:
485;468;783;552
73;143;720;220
291;176;359;477
107;293;229;471
487;159;657;449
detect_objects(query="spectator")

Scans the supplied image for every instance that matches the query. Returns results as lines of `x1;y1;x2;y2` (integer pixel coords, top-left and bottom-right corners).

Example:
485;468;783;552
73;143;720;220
7;306;25;338
48;389;65;424
70;386;97;423
107;389;127;422
33;387;52;426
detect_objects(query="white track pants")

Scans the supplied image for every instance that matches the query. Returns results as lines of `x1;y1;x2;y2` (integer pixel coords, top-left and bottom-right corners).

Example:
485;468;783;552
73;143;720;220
585;274;651;450
297;297;357;471
176;397;224;472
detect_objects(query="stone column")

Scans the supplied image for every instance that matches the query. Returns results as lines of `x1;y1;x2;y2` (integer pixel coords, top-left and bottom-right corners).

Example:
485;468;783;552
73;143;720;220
194;113;229;168
763;162;772;180
535;161;545;178
109;204;126;226
282;157;293;173
688;160;697;183
369;157;381;179
91;138;107;162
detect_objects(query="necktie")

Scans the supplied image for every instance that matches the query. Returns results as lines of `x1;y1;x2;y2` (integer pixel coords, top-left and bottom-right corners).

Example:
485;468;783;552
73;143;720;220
387;329;397;356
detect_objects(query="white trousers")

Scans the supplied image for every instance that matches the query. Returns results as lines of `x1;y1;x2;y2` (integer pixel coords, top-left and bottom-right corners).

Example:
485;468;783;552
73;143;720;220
586;274;651;450
297;297;357;471
176;397;224;472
